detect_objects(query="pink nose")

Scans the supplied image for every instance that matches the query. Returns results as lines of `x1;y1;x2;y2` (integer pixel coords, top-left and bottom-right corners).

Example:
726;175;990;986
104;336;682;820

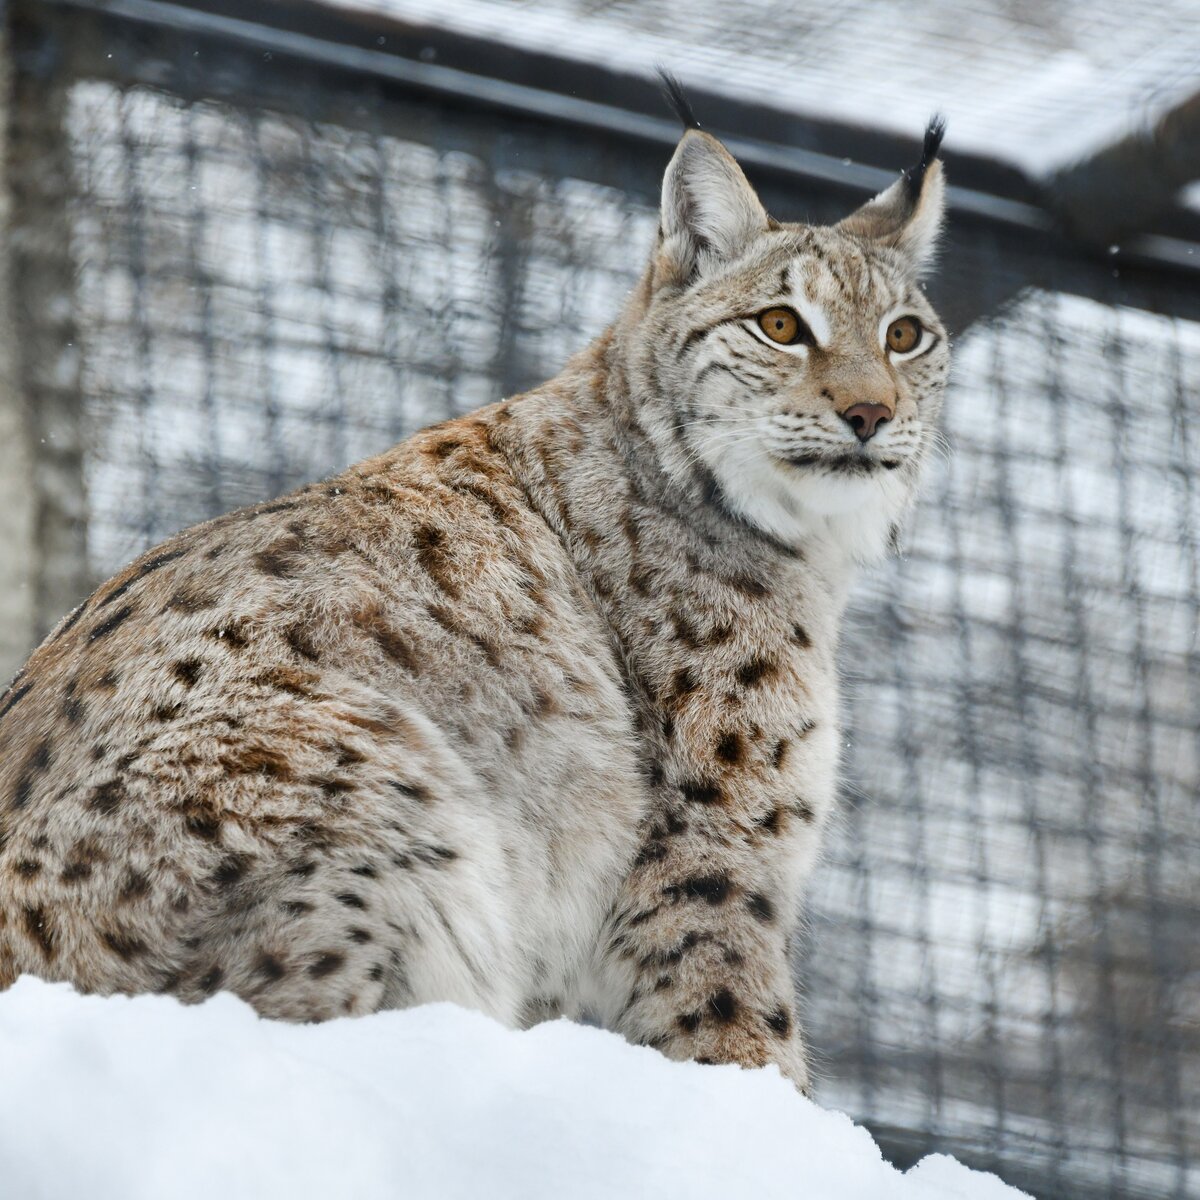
840;403;891;442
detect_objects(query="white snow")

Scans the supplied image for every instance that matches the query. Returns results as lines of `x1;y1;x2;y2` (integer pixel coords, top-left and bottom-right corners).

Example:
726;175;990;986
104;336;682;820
0;976;1029;1199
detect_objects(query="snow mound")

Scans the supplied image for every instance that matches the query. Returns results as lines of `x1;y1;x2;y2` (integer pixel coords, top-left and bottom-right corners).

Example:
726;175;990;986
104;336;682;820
0;977;1028;1199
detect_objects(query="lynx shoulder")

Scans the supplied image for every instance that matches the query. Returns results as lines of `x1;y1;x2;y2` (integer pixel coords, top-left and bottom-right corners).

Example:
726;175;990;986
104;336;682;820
0;105;949;1090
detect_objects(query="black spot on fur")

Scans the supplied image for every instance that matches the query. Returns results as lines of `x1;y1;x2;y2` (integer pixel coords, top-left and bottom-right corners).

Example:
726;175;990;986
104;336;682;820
337;893;367;910
208;623;251;650
679;779;722;805
792;799;817;823
647;931;706;970
14;859;41;877
414;845;458;867
671;667;698;700
60;858;94;883
284;626;321;662
709;989;738;1023
96;547;189;608
365;617;419;672
350;864;377;878
197;965;225;994
715;731;743;765
668;874;731;904
308;951;345;978
173;659;203;687
212;855;248;886
102;929;148;960
153;702;183;722
348;927;373;944
756;807;784;836
282;900;314;917
119;871;152;901
23;906;55;959
257;954;286;982
62;692;86;725
735;657;776;688
791;624;812;648
90;780;124;815
746;892;775;923
185;813;221;841
28;739;52;774
634;841;669;868
772;739;789;770
88;605;134;642
670;610;703;649
388;780;429;803
676;1011;702;1034
334;743;365;768
255;535;303;577
412;525;459;598
314;777;353;800
766;1007;791;1037
161;587;217;615
12;740;52;809
727;573;768;599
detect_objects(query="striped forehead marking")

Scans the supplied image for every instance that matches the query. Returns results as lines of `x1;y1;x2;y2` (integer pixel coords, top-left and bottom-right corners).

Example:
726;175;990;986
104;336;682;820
782;258;832;349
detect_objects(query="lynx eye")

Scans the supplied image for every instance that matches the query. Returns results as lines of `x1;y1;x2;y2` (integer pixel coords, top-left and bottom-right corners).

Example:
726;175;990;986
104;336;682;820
758;307;806;345
886;316;923;354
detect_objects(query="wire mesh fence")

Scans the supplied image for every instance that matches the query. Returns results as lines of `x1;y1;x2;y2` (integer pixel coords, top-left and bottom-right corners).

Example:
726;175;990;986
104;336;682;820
5;4;1198;1198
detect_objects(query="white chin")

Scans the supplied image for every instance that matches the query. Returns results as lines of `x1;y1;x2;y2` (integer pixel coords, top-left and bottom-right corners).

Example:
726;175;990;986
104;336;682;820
785;467;891;516
701;439;910;563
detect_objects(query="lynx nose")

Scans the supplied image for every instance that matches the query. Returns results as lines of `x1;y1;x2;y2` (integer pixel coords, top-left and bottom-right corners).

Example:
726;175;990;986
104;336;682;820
840;403;891;443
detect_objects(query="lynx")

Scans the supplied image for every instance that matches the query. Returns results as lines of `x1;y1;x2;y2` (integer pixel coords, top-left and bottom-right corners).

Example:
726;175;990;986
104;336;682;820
0;89;948;1092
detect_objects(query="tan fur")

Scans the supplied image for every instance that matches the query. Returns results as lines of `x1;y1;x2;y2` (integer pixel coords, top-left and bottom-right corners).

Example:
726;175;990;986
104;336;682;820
0;126;949;1090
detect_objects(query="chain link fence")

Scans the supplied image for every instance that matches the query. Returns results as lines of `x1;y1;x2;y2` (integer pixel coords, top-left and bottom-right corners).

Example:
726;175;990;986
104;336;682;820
4;4;1198;1197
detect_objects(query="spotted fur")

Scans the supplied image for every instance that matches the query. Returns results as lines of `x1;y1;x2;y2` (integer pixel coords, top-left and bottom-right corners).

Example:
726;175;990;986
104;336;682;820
0;119;949;1090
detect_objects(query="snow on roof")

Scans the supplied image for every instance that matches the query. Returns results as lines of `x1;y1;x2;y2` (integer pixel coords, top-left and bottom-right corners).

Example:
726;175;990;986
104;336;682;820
2;977;1029;1199
319;0;1200;178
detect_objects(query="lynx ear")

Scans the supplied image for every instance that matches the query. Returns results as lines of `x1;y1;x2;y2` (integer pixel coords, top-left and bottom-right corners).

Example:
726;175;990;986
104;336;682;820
839;116;947;275
660;130;770;278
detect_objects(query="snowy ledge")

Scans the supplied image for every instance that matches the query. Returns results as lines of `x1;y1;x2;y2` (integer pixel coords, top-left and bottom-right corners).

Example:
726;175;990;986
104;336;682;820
0;978;1028;1199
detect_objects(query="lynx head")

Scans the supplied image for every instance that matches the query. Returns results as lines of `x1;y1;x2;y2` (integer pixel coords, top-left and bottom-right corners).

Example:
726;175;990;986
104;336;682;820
625;91;949;563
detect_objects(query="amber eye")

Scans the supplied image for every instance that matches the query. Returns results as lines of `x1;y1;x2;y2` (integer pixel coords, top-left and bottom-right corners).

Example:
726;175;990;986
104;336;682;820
758;307;805;345
886;316;923;354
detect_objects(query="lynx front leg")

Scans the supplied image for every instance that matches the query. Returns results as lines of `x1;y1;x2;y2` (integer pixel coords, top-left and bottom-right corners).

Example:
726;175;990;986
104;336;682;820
594;818;811;1094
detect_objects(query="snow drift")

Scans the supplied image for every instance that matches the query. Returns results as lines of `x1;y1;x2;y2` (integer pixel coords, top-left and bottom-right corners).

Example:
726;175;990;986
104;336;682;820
0;977;1028;1199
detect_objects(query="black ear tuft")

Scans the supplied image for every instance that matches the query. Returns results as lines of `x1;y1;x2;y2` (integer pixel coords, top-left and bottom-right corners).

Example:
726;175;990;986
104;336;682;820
904;114;947;202
657;68;701;131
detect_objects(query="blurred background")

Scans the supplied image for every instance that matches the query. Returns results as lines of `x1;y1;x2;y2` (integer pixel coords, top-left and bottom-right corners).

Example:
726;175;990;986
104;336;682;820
1;1;1197;1196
